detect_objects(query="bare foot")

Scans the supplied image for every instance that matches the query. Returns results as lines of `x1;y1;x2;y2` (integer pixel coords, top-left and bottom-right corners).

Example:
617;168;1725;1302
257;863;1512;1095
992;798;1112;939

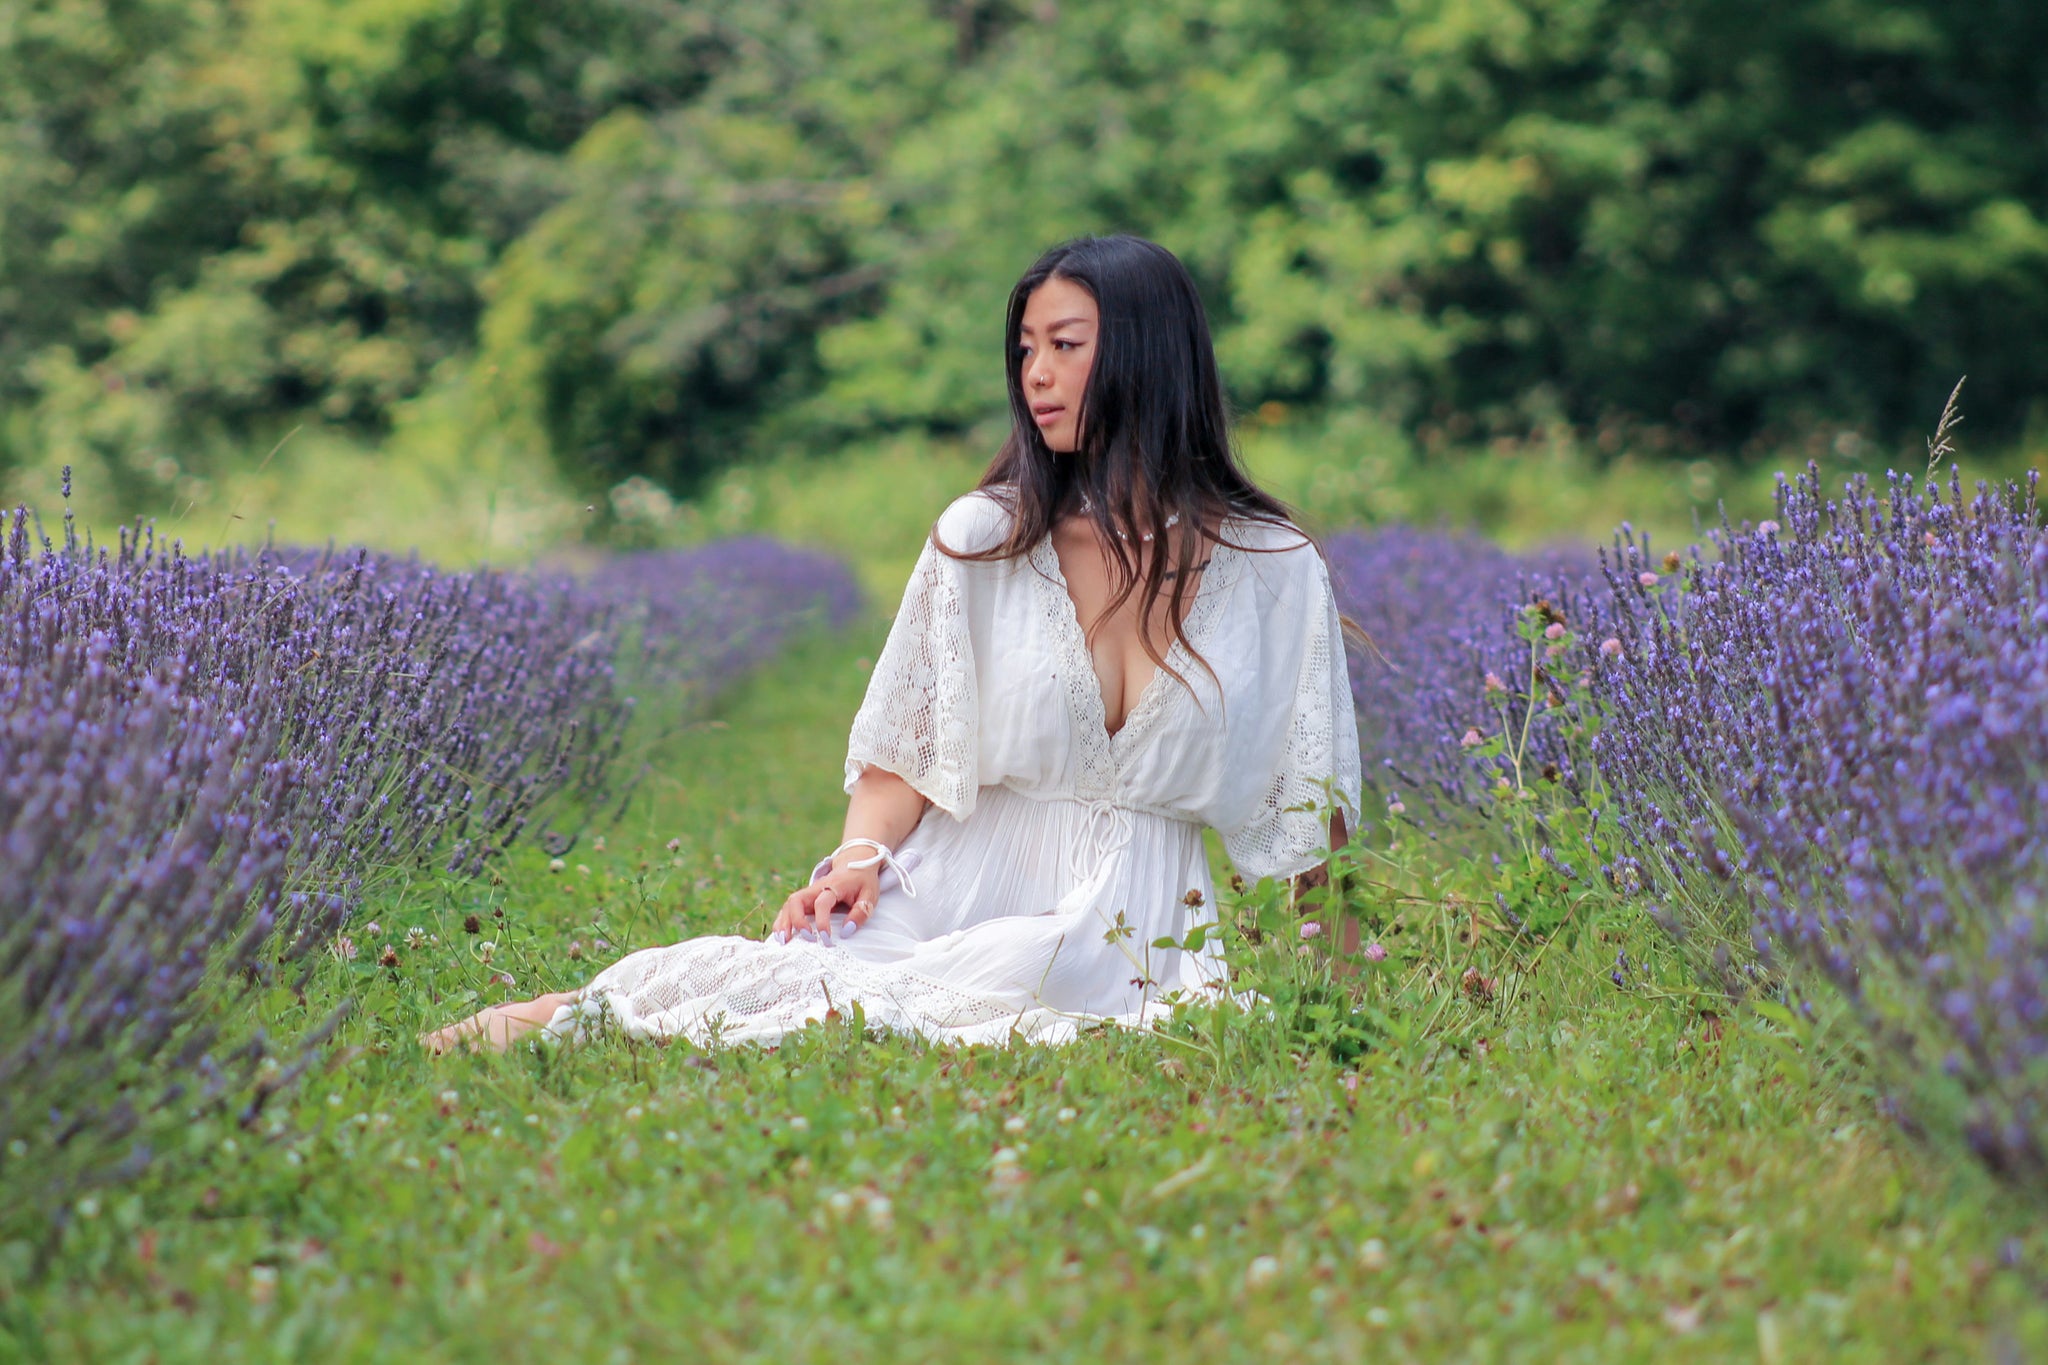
420;992;578;1056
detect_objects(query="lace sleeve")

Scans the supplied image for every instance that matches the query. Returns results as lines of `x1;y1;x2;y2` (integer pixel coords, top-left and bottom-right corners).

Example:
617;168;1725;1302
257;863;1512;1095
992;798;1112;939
843;524;982;822
1218;547;1363;881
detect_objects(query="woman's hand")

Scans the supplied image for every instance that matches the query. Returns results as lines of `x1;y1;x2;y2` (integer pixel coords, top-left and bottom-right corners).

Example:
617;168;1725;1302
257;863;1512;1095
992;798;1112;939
772;766;928;944
772;862;881;942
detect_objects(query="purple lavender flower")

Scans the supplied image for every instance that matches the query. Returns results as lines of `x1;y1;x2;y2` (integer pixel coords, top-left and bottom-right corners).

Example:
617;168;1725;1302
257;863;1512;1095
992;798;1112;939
0;487;861;1230
1583;463;2048;1185
1325;526;1602;816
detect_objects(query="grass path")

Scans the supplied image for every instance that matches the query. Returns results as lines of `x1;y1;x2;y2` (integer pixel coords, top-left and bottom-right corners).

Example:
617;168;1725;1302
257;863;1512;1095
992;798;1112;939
9;627;2047;1363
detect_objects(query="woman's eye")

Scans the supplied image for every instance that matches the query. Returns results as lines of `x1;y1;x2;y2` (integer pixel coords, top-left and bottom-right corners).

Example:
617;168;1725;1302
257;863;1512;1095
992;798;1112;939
1053;339;1077;351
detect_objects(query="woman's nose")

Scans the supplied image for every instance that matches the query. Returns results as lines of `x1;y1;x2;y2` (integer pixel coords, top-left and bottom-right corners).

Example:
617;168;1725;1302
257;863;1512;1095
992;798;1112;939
1026;353;1052;389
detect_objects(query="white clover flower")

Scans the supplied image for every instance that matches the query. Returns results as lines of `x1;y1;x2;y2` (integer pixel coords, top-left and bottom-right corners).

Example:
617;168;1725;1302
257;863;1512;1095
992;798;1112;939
988;1147;1027;1190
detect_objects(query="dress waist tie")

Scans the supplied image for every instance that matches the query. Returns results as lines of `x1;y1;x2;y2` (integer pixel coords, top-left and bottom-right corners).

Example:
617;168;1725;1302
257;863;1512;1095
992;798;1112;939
1052;798;1138;918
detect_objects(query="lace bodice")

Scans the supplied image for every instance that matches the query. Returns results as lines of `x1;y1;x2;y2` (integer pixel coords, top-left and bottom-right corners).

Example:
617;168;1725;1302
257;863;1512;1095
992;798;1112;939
844;491;1361;881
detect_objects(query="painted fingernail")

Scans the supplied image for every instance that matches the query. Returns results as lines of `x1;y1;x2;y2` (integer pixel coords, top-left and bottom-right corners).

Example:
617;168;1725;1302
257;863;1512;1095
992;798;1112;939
840;920;860;938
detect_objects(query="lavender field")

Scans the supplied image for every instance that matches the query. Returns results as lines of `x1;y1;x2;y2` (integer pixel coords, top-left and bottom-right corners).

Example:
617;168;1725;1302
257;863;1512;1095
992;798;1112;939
0;493;860;1235
5;463;2048;1359
1333;462;2048;1187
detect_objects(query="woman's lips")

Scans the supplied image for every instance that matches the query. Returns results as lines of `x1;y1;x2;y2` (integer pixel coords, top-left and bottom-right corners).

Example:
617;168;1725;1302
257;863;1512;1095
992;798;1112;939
1031;404;1065;426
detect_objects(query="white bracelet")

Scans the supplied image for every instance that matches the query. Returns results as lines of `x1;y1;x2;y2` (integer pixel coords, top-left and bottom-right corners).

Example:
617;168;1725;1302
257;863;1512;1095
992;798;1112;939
822;838;919;899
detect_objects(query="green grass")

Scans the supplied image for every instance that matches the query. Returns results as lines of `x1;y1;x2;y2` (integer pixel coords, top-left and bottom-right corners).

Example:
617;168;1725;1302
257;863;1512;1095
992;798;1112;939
34;392;2041;595
7;624;2047;1363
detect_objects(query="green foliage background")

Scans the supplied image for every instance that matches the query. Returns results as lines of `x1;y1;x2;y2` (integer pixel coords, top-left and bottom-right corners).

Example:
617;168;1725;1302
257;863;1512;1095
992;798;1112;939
3;0;2045;519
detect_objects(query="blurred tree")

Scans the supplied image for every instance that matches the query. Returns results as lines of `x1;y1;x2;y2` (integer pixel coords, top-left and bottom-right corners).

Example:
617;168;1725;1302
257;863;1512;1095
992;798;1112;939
817;0;2048;451
3;0;2043;502
473;0;958;492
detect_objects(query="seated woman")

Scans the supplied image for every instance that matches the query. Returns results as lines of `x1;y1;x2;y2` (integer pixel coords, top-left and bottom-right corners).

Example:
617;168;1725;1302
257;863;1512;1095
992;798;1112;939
423;233;1361;1054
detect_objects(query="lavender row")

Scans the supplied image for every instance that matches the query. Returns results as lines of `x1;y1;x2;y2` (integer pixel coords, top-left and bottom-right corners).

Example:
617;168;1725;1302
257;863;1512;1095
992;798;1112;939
1;501;862;1228
1329;465;2048;1188
588;537;864;699
1324;526;1601;816
1586;467;2048;1181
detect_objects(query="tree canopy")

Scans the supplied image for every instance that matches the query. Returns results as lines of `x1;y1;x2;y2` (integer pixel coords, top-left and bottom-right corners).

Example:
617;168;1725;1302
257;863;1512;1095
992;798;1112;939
3;0;2043;499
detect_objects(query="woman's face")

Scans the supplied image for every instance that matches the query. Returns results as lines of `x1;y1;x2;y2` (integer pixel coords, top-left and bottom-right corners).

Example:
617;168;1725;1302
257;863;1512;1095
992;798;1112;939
1017;275;1098;454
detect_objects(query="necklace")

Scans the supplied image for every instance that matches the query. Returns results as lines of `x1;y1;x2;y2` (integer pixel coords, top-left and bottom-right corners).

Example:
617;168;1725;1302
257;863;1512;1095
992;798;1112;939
1078;498;1181;543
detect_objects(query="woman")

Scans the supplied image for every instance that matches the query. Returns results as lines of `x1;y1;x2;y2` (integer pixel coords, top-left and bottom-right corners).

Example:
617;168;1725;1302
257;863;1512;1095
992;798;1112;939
424;234;1361;1054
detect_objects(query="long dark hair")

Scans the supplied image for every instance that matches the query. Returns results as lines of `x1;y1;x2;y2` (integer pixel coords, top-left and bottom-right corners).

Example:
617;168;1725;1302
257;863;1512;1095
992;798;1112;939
939;234;1301;682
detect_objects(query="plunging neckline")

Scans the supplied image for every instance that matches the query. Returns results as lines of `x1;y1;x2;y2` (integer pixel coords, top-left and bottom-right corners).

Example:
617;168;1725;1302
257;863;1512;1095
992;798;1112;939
1031;526;1239;746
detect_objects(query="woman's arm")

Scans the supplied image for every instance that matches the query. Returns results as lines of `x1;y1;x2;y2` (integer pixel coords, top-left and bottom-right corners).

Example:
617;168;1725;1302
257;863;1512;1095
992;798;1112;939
771;765;930;940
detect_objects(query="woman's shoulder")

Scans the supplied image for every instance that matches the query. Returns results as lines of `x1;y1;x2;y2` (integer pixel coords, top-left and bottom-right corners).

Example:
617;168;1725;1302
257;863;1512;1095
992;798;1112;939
1221;513;1323;587
1223;512;1315;553
932;487;1020;557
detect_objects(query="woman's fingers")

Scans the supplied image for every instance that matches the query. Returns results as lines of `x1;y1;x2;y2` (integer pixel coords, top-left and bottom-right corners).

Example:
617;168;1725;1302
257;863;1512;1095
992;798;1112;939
773;888;813;941
771;873;882;944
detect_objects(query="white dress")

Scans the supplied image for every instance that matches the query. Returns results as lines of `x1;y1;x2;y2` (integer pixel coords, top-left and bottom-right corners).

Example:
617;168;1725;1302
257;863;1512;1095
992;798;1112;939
544;491;1362;1047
